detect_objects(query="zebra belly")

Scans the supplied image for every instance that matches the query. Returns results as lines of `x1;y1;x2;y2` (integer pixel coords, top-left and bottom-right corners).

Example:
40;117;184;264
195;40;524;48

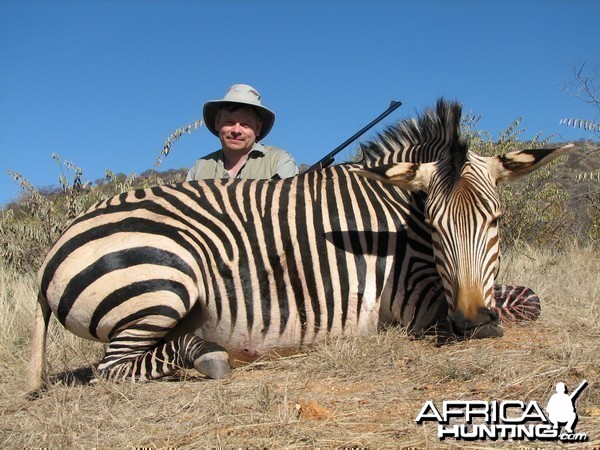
170;291;383;366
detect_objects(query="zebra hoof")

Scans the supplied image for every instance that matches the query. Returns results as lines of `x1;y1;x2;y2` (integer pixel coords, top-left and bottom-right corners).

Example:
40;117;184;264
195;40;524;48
26;388;47;401
194;351;231;379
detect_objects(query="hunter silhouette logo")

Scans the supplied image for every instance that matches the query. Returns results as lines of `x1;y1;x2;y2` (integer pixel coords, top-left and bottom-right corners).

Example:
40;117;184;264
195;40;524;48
546;380;588;435
415;379;589;442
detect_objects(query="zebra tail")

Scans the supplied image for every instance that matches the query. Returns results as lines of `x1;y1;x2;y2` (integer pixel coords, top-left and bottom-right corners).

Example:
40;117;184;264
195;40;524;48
28;291;51;398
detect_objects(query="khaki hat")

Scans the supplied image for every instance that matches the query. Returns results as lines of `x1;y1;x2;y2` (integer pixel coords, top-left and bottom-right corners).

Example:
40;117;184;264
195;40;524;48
203;84;275;141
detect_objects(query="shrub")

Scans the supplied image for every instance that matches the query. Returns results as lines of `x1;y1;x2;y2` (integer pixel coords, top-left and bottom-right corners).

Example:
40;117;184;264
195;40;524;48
0;154;186;273
461;114;581;250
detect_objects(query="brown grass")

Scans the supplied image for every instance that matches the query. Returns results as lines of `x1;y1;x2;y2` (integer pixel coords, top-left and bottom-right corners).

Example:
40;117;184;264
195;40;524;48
1;245;599;448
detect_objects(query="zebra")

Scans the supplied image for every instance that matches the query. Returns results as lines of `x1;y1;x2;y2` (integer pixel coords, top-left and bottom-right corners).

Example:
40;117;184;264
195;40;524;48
30;99;572;392
491;284;541;322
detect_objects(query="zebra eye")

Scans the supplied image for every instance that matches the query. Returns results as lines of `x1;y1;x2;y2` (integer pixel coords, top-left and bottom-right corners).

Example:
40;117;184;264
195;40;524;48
490;214;503;226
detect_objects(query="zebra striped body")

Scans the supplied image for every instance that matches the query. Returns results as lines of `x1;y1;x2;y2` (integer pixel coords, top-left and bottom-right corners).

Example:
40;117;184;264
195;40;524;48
30;100;572;391
39;169;445;368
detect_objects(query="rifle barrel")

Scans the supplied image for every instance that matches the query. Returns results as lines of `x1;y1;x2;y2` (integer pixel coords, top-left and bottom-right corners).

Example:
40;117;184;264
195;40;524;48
304;100;402;173
569;379;588;401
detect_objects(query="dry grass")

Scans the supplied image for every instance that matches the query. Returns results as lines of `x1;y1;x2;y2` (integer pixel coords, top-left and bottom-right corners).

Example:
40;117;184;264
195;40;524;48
1;246;599;448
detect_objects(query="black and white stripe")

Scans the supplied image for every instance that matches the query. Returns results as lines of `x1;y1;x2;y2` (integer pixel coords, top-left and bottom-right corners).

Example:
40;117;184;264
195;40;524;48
30;99;572;391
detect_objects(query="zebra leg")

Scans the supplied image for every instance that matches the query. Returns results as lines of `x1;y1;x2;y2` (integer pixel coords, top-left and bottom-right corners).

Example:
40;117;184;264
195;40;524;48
405;292;456;344
490;284;541;322
29;292;52;396
97;333;230;382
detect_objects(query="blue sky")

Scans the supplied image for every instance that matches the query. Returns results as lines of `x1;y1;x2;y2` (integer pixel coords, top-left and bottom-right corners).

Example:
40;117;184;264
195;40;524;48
1;0;598;206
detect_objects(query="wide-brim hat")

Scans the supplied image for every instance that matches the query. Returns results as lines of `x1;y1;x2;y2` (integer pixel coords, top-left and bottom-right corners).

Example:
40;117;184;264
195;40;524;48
203;84;275;141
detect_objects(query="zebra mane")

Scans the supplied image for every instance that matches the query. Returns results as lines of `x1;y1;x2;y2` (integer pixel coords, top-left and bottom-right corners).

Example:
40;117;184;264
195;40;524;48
360;98;469;172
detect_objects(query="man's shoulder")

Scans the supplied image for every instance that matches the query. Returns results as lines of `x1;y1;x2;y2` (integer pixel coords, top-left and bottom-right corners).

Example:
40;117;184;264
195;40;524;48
186;150;223;181
257;144;298;177
260;144;292;158
198;149;222;161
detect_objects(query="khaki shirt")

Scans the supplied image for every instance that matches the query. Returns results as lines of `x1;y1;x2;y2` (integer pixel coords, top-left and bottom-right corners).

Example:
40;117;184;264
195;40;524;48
186;143;298;181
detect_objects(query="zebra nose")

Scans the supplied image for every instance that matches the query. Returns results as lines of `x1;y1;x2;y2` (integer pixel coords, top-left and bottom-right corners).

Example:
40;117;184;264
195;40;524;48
469;321;504;339
451;306;503;339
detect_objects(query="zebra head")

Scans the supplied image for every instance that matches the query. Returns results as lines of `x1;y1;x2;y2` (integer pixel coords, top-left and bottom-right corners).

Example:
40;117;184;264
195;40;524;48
354;99;573;338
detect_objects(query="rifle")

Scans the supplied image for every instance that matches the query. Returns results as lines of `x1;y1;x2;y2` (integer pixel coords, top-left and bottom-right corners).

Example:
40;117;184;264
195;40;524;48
569;379;588;402
302;100;402;173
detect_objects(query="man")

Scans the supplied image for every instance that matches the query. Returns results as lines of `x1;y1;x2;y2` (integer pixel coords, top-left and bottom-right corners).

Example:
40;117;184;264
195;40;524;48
186;84;299;181
546;382;580;434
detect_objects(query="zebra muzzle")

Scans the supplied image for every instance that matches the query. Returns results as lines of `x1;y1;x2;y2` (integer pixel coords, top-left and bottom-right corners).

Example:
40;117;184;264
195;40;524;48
450;307;503;339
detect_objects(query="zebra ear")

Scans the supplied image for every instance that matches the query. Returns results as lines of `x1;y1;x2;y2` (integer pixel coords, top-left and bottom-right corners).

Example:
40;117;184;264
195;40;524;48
351;162;436;192
488;144;574;184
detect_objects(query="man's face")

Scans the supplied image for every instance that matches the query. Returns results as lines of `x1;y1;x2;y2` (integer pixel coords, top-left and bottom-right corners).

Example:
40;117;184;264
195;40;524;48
215;107;262;154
